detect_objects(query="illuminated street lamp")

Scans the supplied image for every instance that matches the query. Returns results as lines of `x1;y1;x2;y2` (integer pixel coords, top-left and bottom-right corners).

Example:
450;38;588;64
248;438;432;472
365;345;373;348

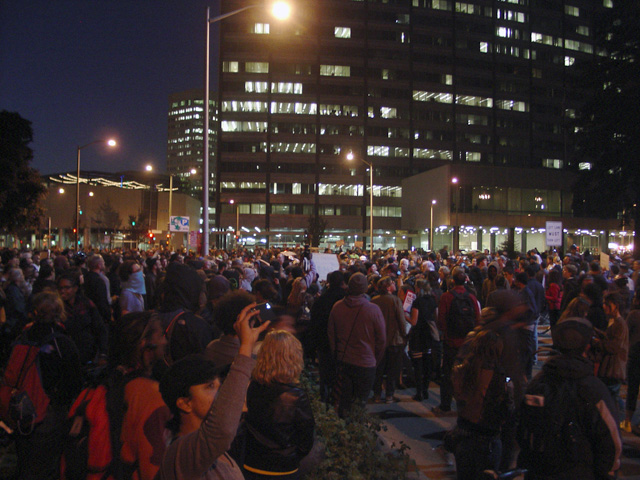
451;176;459;251
76;139;116;249
203;1;291;255
230;199;239;247
347;151;374;259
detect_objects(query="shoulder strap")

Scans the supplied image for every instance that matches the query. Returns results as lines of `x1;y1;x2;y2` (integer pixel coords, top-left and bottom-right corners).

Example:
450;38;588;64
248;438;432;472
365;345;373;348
336;305;364;363
163;310;186;366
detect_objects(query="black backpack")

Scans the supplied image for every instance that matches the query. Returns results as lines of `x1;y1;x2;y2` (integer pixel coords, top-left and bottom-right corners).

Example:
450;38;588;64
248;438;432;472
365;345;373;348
446;290;476;339
517;376;590;476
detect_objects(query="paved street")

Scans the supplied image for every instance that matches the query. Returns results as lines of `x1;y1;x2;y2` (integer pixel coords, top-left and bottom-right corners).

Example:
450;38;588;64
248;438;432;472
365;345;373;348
368;327;640;480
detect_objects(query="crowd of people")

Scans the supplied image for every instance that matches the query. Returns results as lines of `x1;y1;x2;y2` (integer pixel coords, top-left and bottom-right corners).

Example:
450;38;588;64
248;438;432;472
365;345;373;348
0;243;637;479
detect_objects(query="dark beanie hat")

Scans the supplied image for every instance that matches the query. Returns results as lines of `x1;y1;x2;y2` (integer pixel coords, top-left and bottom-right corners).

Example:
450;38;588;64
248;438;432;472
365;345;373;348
159;354;227;416
207;275;231;300
552;317;593;352
348;272;368;296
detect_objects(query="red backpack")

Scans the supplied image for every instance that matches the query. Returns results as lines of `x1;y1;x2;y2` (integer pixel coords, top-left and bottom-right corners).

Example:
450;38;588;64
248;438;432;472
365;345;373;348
0;330;63;435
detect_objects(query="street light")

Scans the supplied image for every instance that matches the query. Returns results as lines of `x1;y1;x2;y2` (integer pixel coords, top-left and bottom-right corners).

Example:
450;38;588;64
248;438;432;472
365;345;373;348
430;199;436;251
347;151;374;259
203;2;291;256
145;164;154;236
451;177;459;252
229;199;239;248
76;139;116;249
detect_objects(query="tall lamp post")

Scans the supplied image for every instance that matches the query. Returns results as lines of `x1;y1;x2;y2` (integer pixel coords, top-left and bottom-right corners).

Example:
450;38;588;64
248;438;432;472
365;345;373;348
451;176;459;252
76;139;116;249
347;151;374;259
202;2;291;256
229;199;239;248
430;199;436;251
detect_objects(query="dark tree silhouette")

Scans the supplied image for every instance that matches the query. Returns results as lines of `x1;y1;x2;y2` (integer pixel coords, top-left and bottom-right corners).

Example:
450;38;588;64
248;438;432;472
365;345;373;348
0;111;46;234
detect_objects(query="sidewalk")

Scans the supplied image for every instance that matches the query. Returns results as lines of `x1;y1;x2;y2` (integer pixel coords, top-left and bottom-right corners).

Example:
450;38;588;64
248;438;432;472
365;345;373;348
367;326;640;479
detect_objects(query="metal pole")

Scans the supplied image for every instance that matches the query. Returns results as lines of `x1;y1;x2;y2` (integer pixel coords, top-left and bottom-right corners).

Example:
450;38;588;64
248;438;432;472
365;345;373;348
168;174;173;250
203;6;211;257
236;204;240;248
430;201;434;251
369;162;373;260
76;146;81;250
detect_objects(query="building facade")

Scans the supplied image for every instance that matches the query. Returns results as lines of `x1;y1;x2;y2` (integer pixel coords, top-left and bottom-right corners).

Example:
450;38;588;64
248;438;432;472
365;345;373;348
176;0;620;251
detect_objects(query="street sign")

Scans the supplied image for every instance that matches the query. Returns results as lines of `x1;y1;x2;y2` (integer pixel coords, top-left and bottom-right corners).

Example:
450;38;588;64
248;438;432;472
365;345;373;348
170;216;190;233
546;221;563;247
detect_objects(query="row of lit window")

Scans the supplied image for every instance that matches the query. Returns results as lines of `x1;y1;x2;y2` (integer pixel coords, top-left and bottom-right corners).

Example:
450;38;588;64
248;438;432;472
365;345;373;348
227;203;399;218
413;91;527;112
244;82;304;94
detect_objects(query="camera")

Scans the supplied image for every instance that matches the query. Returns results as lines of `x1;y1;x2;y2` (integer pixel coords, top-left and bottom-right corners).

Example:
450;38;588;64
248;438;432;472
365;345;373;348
252;302;276;326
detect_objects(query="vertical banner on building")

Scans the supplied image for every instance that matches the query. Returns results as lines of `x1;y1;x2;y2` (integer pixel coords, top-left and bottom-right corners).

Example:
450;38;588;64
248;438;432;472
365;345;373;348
546;221;563;247
189;231;198;249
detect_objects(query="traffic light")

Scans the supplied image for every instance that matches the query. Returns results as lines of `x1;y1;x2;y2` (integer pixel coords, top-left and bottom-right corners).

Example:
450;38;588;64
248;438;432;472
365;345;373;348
73;228;77;234
131;220;136;226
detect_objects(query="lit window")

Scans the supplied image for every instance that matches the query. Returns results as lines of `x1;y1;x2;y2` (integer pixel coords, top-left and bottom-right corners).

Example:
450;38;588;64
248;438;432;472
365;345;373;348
466;152;481;162
603;0;613;7
367;146;390;157
320;65;351;77
565;5;579;16
456;95;493;108
564;56;575;67
252;23;270;34
431;0;451;11
480;42;490;53
223;61;239;73
579;162;592;170
245;62;269;73
576;25;589;36
413;90;453;103
334;27;351;38
542;159;563;169
380;107;397;119
245;82;268;93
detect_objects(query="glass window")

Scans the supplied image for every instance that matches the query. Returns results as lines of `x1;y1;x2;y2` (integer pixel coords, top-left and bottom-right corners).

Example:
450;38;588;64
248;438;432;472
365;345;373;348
320;65;351;77
245;62;269;73
223;61;239;73
334;27;351;38
251;204;266;214
252;23;270;34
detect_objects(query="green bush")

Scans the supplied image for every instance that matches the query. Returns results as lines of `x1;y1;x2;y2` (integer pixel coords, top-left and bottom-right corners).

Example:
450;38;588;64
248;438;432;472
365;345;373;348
301;373;414;480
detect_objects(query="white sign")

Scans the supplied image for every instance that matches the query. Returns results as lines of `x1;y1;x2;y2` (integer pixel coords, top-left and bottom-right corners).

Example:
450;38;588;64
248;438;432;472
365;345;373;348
600;253;610;271
312;253;340;283
170;216;190;233
546;221;563;247
403;291;416;315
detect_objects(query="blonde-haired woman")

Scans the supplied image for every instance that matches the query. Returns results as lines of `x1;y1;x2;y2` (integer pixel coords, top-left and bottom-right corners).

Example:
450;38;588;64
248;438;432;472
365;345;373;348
243;330;315;480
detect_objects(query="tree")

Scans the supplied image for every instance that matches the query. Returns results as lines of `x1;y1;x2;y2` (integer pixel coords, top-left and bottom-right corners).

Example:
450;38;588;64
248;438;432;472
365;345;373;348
571;1;640;256
0;111;47;234
305;214;327;248
93;198;122;232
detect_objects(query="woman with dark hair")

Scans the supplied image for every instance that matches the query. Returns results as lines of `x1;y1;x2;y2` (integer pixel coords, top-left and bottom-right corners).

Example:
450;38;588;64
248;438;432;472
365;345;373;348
56;270;108;368
8;291;83;480
449;329;513;480
545;268;563;327
119;259;145;315
408;279;438;401
243;330;315;479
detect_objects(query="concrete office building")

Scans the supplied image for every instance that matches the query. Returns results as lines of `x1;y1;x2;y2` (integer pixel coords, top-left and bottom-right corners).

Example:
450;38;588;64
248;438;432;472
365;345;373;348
177;0;625;253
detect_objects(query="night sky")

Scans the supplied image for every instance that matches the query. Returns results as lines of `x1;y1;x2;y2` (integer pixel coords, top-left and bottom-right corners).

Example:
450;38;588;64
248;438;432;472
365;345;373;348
1;0;220;175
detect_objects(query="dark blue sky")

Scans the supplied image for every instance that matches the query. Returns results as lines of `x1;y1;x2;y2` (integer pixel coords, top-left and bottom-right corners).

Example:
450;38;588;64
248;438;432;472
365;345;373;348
1;0;219;174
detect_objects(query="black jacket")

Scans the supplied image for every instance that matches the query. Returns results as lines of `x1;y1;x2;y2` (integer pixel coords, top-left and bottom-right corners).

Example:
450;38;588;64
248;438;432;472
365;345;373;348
244;381;315;474
517;353;622;479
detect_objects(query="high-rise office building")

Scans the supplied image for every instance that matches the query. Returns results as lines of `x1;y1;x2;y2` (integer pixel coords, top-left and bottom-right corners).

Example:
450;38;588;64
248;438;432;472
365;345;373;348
181;0;621;251
167;89;217;199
